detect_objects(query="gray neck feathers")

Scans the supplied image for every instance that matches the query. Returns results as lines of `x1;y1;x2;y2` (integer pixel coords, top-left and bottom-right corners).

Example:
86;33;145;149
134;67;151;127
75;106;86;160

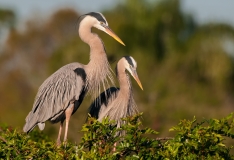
78;20;114;99
98;62;138;128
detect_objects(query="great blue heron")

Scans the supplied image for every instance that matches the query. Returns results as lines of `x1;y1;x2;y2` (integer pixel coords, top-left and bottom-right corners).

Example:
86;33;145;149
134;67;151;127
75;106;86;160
88;56;143;129
23;12;125;145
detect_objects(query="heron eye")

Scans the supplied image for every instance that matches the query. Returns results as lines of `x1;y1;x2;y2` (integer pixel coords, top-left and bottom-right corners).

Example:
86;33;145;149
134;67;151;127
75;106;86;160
100;21;105;25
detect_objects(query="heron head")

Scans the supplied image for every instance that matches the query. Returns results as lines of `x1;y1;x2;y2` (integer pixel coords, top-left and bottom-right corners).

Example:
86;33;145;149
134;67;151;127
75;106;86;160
123;56;143;90
84;12;125;46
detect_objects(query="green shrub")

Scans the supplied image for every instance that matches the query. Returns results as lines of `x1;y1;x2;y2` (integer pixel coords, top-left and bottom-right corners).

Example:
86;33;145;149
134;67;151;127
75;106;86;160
0;113;234;159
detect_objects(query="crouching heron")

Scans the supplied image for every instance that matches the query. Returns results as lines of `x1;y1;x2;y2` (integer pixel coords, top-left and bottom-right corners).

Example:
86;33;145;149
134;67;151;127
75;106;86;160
23;12;125;145
88;56;143;129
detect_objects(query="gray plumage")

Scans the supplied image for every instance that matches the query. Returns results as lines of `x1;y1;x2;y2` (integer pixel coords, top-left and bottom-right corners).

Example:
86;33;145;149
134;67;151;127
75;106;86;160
88;56;143;129
23;12;125;145
24;63;85;132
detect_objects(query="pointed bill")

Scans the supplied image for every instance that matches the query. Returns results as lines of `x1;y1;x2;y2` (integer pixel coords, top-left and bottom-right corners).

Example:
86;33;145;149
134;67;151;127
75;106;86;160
104;26;125;46
132;70;143;90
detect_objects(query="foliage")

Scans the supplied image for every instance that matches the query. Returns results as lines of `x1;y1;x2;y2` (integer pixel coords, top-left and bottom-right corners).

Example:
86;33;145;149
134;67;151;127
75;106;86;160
1;0;234;143
164;113;234;159
0;126;77;159
1;113;234;159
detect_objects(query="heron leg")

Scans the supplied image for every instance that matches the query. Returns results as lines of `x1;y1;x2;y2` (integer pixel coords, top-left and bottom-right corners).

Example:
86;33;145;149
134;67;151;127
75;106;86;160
113;142;117;152
63;104;74;142
56;121;64;145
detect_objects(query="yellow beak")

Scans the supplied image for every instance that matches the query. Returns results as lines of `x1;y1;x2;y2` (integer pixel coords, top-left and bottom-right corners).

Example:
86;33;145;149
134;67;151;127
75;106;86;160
132;70;143;90
104;26;125;46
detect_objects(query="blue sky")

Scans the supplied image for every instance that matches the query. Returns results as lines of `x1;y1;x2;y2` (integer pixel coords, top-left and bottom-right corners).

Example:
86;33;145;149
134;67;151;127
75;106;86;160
181;0;234;26
0;0;234;26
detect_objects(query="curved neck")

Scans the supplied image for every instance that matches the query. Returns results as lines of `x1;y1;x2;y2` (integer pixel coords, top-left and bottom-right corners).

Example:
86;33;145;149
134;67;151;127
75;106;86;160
98;65;135;126
88;35;106;63
79;23;114;99
117;64;131;100
79;24;106;58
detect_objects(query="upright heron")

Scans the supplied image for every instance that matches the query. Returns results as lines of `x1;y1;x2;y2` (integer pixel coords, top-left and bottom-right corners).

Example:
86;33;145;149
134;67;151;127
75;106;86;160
23;12;125;145
88;56;143;129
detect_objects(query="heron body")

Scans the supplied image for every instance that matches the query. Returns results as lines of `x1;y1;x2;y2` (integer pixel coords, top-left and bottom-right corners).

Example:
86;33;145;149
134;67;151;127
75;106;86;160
23;12;125;145
88;56;143;129
24;63;86;129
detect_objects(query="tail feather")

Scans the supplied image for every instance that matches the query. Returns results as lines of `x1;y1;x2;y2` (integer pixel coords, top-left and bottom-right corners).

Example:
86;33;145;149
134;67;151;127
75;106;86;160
23;111;45;133
23;122;36;133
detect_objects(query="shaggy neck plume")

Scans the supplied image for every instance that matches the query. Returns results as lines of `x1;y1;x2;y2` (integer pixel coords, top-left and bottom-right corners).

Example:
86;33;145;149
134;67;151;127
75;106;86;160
86;35;114;99
79;24;114;99
98;64;138;128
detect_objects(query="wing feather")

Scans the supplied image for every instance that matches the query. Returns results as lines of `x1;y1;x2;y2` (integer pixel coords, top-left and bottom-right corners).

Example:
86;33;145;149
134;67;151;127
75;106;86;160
88;87;119;119
23;63;86;133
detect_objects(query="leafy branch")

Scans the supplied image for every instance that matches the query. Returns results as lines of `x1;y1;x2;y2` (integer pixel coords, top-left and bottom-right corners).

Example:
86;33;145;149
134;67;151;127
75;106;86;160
0;113;234;159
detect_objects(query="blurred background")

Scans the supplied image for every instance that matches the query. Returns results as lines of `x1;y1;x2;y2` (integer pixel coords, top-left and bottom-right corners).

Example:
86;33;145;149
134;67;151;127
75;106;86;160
0;0;234;143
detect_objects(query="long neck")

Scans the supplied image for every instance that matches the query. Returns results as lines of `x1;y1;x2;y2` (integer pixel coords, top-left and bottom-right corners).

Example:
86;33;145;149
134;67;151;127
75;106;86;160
115;67;138;127
98;66;137;128
117;69;131;101
116;61;137;112
79;24;114;99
